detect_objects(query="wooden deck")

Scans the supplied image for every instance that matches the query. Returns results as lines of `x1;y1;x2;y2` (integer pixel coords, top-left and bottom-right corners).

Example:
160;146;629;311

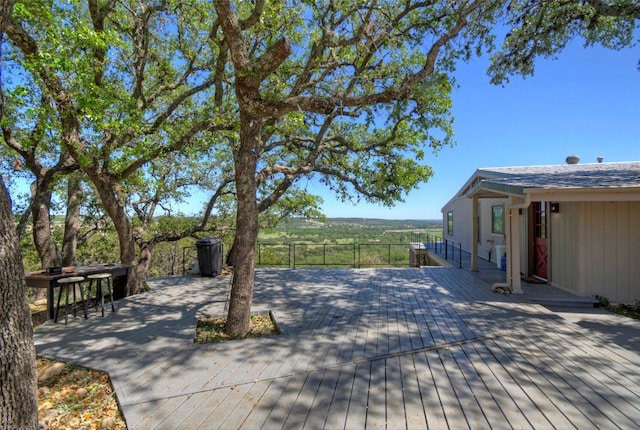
34;268;640;429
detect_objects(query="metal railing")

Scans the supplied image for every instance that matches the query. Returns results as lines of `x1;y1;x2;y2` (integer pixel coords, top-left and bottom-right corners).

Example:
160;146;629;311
183;242;415;272
410;233;463;268
256;242;410;268
443;239;463;268
182;236;461;272
410;232;442;253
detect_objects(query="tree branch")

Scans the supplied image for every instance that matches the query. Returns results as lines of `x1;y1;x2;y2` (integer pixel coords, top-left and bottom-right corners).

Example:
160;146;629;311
119;119;234;179
585;0;640;19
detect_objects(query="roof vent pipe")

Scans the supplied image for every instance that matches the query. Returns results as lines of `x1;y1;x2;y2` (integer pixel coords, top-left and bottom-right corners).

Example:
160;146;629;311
566;155;580;164
597;156;604;163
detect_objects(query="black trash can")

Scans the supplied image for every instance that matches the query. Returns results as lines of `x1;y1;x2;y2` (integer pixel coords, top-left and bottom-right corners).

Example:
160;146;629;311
196;238;223;277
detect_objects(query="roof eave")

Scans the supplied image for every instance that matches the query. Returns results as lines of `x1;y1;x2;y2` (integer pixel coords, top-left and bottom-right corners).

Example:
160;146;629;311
526;186;640;202
466;183;640;202
465;181;524;199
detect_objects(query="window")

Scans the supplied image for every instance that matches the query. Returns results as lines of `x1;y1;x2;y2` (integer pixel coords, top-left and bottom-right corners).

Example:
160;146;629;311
447;211;453;236
535;202;547;239
492;205;504;235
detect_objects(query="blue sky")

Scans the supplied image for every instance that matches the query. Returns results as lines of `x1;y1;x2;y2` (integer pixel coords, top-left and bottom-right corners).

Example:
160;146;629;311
316;39;640;220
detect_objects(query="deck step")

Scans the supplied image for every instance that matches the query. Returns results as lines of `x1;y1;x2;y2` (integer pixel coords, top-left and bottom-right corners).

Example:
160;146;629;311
531;297;598;309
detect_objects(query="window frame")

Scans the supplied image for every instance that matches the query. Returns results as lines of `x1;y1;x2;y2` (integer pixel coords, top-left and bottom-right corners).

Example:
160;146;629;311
491;205;504;235
447;211;454;236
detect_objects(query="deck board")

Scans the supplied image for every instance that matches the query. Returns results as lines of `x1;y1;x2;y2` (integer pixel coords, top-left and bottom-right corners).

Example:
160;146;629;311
366;358;386;429
265;373;311;429
283;371;325;430
384;356;407;429
323;364;357;429
438;346;489;428
343;362;370;429
465;342;534;430
508;333;639;428
151;391;212;429
302;367;341;429
234;379;286;429
487;336;592;429
32;268;640;429
213;380;272;430
397;354;428;428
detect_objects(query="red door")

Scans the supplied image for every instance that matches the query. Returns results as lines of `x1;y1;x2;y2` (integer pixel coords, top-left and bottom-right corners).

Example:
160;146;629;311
533;202;548;279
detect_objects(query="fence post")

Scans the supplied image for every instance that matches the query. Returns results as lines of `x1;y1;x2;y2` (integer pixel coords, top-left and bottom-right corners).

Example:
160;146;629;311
351;243;354;268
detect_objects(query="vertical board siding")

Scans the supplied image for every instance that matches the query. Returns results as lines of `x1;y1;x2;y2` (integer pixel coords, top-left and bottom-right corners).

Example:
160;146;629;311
615;202;631;301
630;203;640;301
589;202;607;294
565;201;640;302
603;202;619;298
550;202;580;294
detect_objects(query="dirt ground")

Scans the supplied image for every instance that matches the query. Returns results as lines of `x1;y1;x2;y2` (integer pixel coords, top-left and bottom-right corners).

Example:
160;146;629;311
32;303;126;430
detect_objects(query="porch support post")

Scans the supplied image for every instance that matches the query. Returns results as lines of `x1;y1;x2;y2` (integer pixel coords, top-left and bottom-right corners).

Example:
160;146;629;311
471;195;479;271
508;197;523;294
492;196;525;294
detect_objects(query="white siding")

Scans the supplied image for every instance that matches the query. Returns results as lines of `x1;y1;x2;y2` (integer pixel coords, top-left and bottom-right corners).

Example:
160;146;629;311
551;201;640;302
480;198;509;264
442;196;508;264
442;196;471;245
549;202;580;294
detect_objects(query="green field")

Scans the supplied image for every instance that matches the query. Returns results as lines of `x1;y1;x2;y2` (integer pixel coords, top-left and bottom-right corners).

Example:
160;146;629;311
257;218;443;268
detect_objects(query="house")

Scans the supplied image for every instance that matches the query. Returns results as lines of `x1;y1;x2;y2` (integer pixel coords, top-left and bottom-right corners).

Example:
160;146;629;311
441;158;640;303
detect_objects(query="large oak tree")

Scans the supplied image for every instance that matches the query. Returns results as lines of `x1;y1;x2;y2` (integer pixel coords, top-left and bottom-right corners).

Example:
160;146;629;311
0;0;38;427
3;1;237;293
213;0;495;335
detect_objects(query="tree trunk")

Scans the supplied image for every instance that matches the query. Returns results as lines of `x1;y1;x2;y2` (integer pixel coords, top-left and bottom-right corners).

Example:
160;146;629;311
225;242;236;267
31;183;60;268
226;113;261;337
0;177;38;429
0;0;37;423
89;175;140;294
135;241;153;287
0;0;38;416
61;175;82;266
110;205;140;295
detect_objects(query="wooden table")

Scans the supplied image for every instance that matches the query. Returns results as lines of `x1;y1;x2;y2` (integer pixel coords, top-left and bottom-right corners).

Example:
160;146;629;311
25;264;131;320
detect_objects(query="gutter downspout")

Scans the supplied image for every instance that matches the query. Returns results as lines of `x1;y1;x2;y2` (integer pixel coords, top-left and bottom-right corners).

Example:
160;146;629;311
492;194;530;294
471;195;479;271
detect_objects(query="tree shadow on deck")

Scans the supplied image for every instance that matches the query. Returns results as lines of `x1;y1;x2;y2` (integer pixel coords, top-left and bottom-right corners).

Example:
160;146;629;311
33;268;640;429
